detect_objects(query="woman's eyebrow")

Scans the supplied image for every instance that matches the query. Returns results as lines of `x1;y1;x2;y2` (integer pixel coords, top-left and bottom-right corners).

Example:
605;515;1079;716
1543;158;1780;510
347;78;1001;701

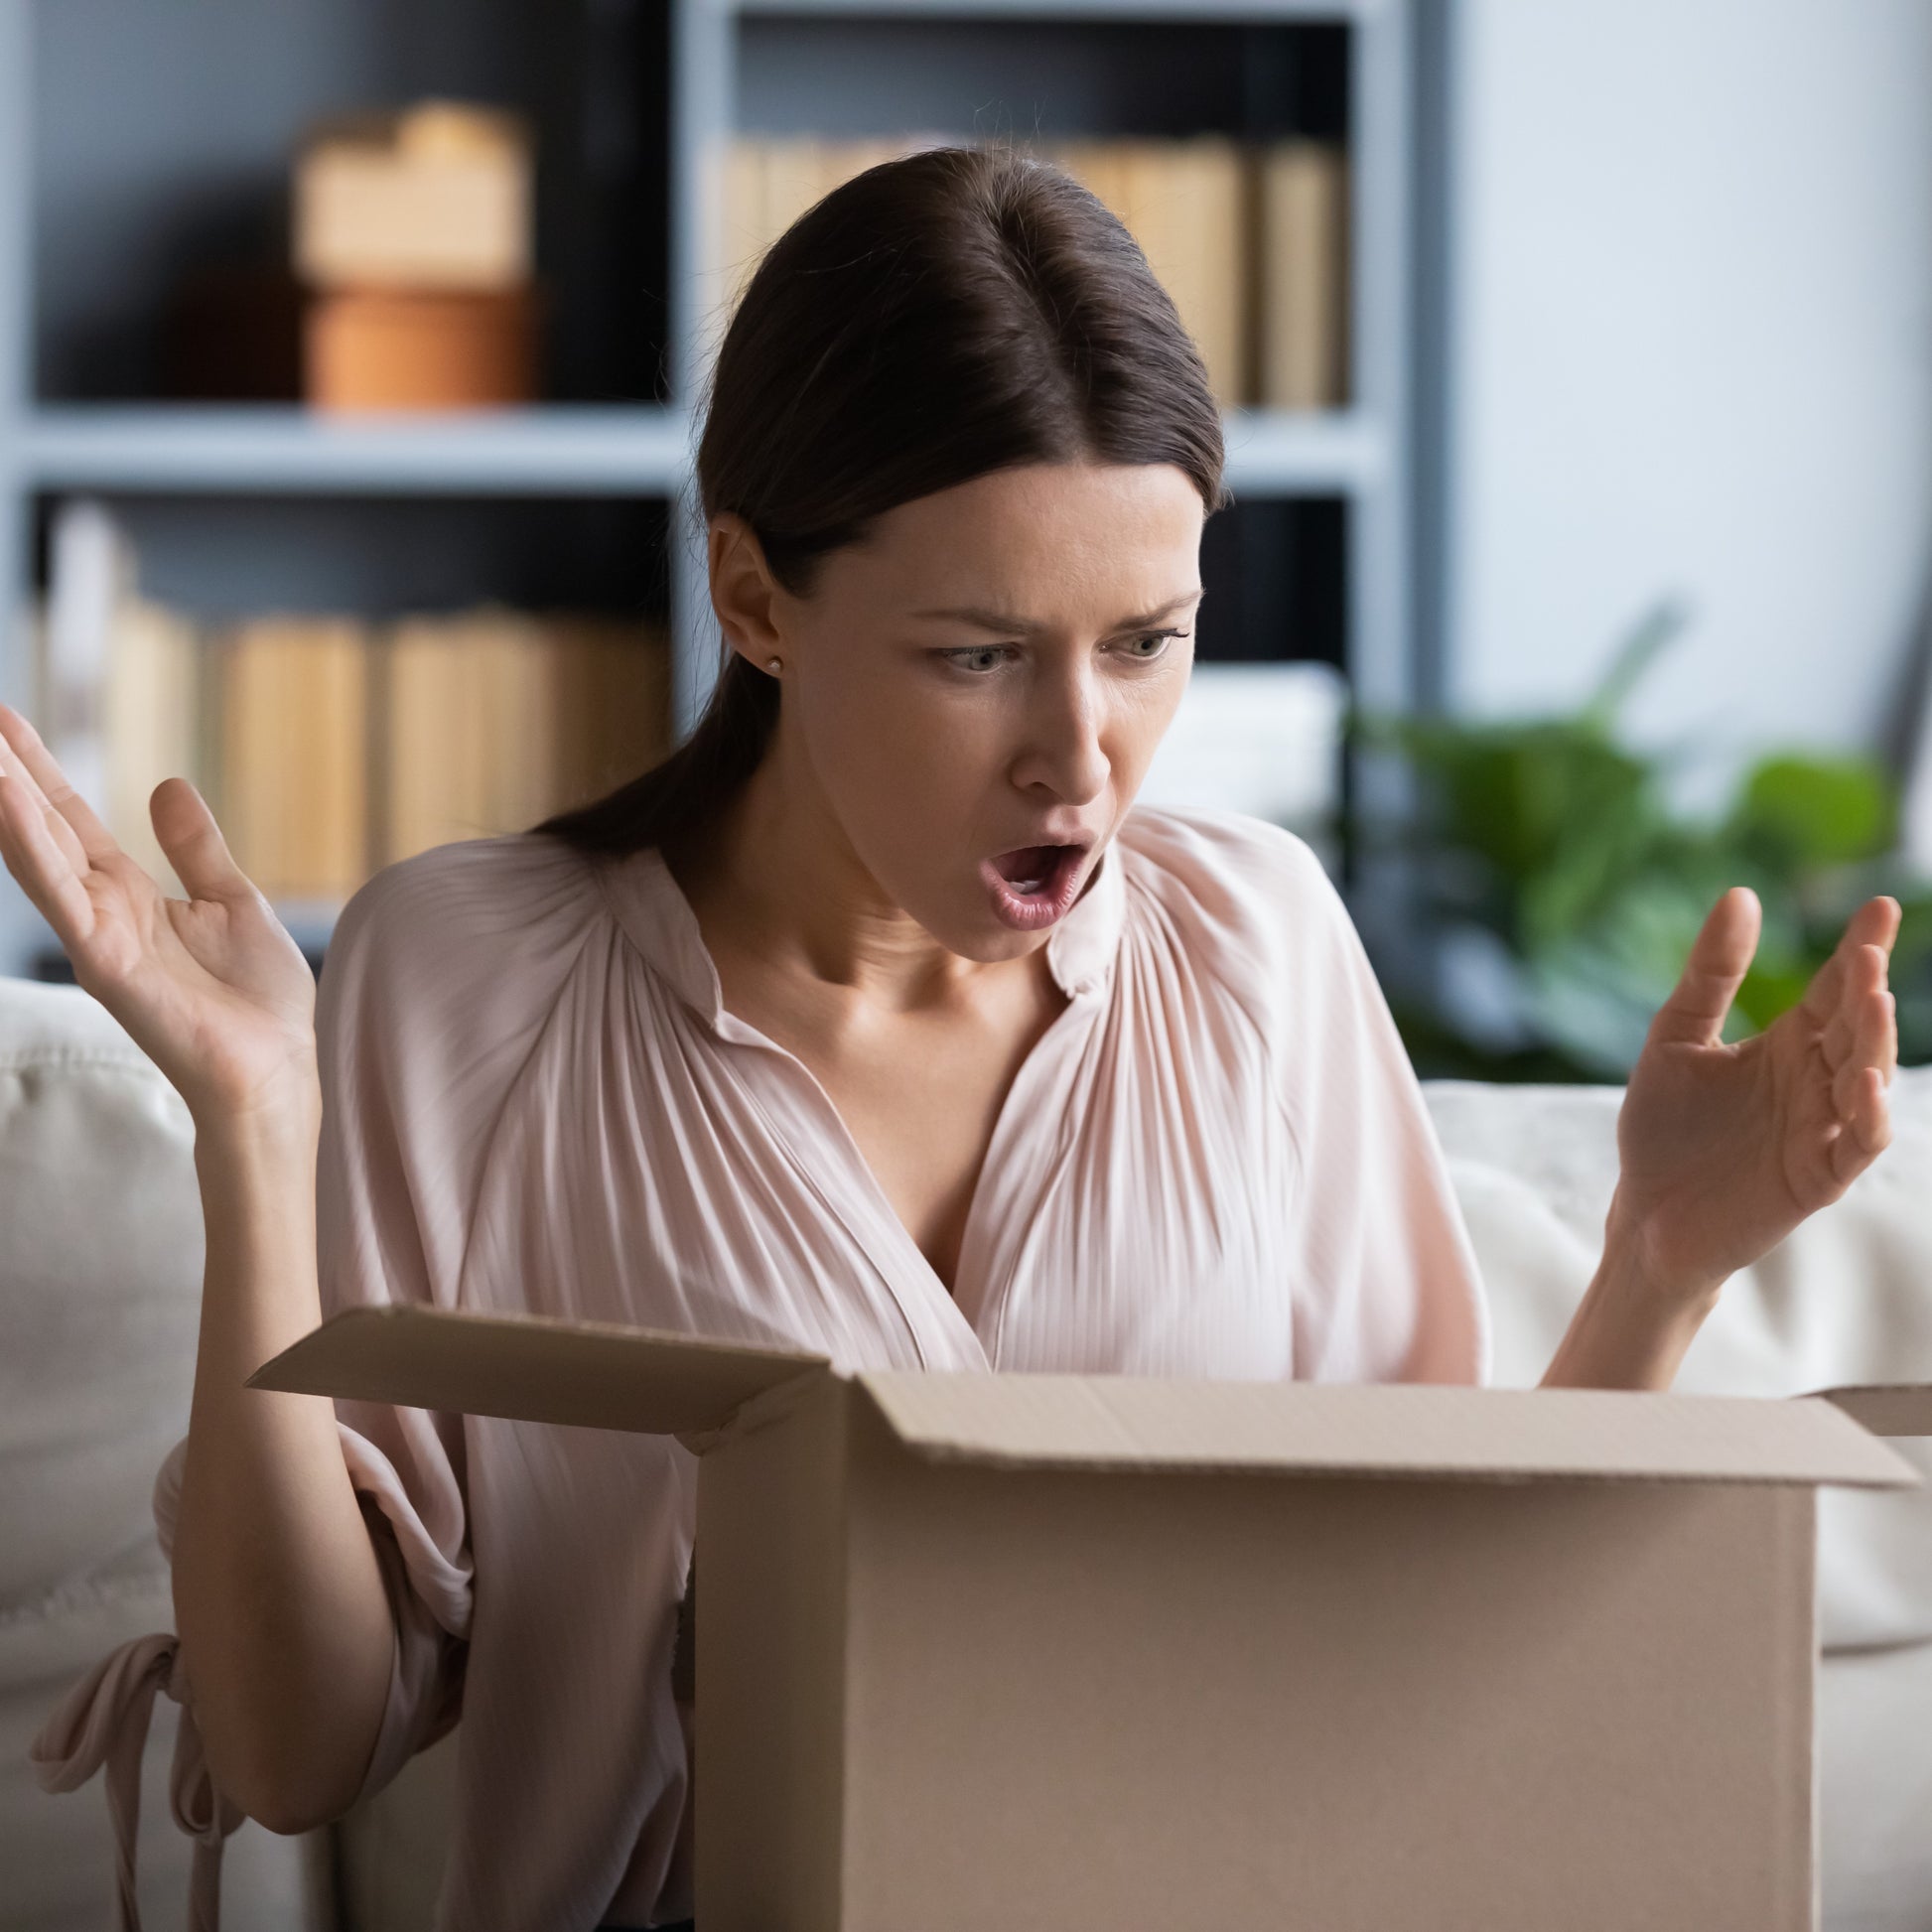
909;587;1208;633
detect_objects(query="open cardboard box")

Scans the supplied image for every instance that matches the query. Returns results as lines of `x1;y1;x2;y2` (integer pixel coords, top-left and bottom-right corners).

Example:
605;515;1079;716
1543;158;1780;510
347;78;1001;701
253;1306;1932;1932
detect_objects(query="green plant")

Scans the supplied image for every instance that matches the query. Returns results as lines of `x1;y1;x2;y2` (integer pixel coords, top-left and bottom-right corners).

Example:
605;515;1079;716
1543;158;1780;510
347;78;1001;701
1354;603;1932;1080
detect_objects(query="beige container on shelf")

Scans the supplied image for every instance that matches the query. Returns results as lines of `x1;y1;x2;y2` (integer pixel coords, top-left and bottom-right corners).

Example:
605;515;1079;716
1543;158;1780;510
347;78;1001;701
304;286;539;413
255;1302;1932;1932
294;100;533;293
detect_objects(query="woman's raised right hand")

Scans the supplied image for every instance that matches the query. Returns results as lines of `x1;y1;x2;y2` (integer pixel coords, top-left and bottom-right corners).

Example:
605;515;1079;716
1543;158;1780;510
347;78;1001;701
0;702;322;1126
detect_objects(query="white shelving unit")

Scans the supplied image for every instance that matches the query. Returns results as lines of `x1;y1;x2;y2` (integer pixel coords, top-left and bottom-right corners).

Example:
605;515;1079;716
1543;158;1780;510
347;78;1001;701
10;402;1381;506
0;0;1431;978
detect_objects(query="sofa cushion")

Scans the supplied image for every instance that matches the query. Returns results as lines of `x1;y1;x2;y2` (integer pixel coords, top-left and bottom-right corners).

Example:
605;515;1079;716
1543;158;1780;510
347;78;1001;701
0;981;202;1614
0;977;324;1930
1820;1636;1932;1932
1;1580;321;1931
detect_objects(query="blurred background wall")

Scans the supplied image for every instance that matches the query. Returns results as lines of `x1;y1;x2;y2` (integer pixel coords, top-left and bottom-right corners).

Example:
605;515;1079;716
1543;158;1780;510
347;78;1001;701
1444;0;1932;792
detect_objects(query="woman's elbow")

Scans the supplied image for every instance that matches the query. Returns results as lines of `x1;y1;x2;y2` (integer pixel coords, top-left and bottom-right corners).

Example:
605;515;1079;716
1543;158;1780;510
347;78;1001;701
220;1744;368;1838
198;1698;382;1839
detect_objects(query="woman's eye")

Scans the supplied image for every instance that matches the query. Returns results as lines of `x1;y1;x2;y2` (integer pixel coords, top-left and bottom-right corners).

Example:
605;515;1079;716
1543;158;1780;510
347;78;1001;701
938;646;1012;673
935;631;1186;674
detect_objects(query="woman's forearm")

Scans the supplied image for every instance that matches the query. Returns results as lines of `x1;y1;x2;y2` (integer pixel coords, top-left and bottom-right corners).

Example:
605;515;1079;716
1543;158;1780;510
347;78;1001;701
1539;1190;1724;1391
169;1098;396;1836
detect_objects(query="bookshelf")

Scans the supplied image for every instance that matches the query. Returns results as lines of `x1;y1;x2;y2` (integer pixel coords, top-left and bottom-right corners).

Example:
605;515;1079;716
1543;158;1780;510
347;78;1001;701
0;0;1433;980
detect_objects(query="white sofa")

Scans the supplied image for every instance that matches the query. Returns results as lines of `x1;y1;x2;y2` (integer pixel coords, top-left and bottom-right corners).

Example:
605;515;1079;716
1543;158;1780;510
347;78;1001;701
7;971;1932;1930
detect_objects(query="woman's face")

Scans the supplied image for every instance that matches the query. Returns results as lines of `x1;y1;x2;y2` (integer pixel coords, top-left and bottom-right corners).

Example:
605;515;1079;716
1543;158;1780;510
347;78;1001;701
710;461;1206;963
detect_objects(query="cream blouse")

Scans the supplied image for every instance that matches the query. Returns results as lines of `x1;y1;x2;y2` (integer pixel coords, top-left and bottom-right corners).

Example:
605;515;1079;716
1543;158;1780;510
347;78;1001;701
32;801;1490;1931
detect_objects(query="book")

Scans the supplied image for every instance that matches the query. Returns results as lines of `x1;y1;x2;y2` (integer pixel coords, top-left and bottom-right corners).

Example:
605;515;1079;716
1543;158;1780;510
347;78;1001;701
547;613;675;810
714;134;956;322
713;134;1347;412
44;556;675;906
1050;137;1248;409
213;616;370;899
102;596;204;895
378;607;671;865
1254;140;1349;411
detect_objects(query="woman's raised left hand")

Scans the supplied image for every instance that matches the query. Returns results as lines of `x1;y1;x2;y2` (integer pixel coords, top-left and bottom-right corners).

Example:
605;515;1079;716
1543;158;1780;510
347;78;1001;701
1606;887;1901;1305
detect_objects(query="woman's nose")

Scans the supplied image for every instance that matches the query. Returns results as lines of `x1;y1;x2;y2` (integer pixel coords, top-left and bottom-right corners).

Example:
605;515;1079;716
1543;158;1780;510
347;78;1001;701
1011;676;1110;805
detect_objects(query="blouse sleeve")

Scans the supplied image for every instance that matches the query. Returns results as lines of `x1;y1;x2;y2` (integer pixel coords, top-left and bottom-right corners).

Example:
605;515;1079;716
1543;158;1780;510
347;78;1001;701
308;853;480;1801
1268;830;1492;1388
304;830;610;1797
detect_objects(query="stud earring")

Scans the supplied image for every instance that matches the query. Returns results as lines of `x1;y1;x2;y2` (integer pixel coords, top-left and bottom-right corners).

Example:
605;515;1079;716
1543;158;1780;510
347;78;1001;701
765;655;783;675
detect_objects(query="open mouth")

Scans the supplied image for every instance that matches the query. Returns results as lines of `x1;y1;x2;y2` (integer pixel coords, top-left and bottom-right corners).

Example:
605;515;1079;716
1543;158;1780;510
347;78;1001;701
993;845;1075;896
981;840;1090;930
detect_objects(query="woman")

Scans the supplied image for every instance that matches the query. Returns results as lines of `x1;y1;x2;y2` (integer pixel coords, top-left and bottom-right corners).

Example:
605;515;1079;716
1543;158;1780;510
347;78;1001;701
6;145;1900;1932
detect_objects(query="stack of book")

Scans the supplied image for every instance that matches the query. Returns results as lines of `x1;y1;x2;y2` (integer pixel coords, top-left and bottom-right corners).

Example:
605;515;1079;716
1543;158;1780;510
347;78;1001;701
210;615;371;899
36;505;670;904
379;609;671;868
715;134;1349;411
294;99;540;411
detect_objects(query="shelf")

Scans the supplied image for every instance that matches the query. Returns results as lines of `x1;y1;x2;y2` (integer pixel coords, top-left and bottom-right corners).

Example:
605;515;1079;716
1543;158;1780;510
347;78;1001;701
1221;411;1382;493
18;406;693;497
13;404;1375;500
0;0;1425;983
18;401;1375;498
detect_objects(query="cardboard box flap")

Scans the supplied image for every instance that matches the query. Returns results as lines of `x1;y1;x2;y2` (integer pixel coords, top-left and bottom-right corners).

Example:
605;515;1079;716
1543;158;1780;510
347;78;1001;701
248;1305;828;1436
856;1373;1919;1486
1810;1383;1932;1437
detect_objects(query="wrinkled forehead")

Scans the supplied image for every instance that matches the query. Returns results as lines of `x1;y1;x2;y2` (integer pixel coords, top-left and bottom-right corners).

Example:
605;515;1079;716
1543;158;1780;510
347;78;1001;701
832;462;1207;628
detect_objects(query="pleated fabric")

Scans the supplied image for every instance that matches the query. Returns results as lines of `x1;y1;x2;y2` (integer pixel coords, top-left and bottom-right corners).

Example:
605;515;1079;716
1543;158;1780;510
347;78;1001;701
35;801;1489;1931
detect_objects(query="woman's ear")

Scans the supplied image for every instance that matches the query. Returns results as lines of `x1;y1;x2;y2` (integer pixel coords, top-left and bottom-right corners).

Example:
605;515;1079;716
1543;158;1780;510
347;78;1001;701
708;512;785;672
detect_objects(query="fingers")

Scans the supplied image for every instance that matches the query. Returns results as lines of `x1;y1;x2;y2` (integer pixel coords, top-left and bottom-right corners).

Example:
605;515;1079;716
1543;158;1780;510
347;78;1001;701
0;702;119;867
1829;959;1896;1117
1821;939;1893;1062
1864;947;1898;1088
1801;896;1902;1027
1869;894;1903;952
1831;1064;1891;1186
1648;886;1760;1048
1822;934;1896;1190
0;707;90;877
0;771;98;946
150;776;256;905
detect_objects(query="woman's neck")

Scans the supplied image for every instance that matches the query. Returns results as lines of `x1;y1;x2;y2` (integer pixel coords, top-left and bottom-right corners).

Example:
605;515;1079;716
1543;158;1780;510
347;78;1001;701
663;744;1024;1019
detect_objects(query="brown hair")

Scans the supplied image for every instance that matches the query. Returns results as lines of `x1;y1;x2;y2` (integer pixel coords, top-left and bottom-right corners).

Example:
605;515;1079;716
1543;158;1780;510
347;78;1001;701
532;140;1231;860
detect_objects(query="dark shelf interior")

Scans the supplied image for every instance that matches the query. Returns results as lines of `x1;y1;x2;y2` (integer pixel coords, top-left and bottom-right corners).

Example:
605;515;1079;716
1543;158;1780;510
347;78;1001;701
1197;495;1346;670
31;0;673;406
31;491;675;623
736;16;1348;143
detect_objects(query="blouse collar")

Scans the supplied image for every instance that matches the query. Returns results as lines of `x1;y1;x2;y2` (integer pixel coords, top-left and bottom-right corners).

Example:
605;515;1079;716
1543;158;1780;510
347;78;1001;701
600;834;1128;1027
